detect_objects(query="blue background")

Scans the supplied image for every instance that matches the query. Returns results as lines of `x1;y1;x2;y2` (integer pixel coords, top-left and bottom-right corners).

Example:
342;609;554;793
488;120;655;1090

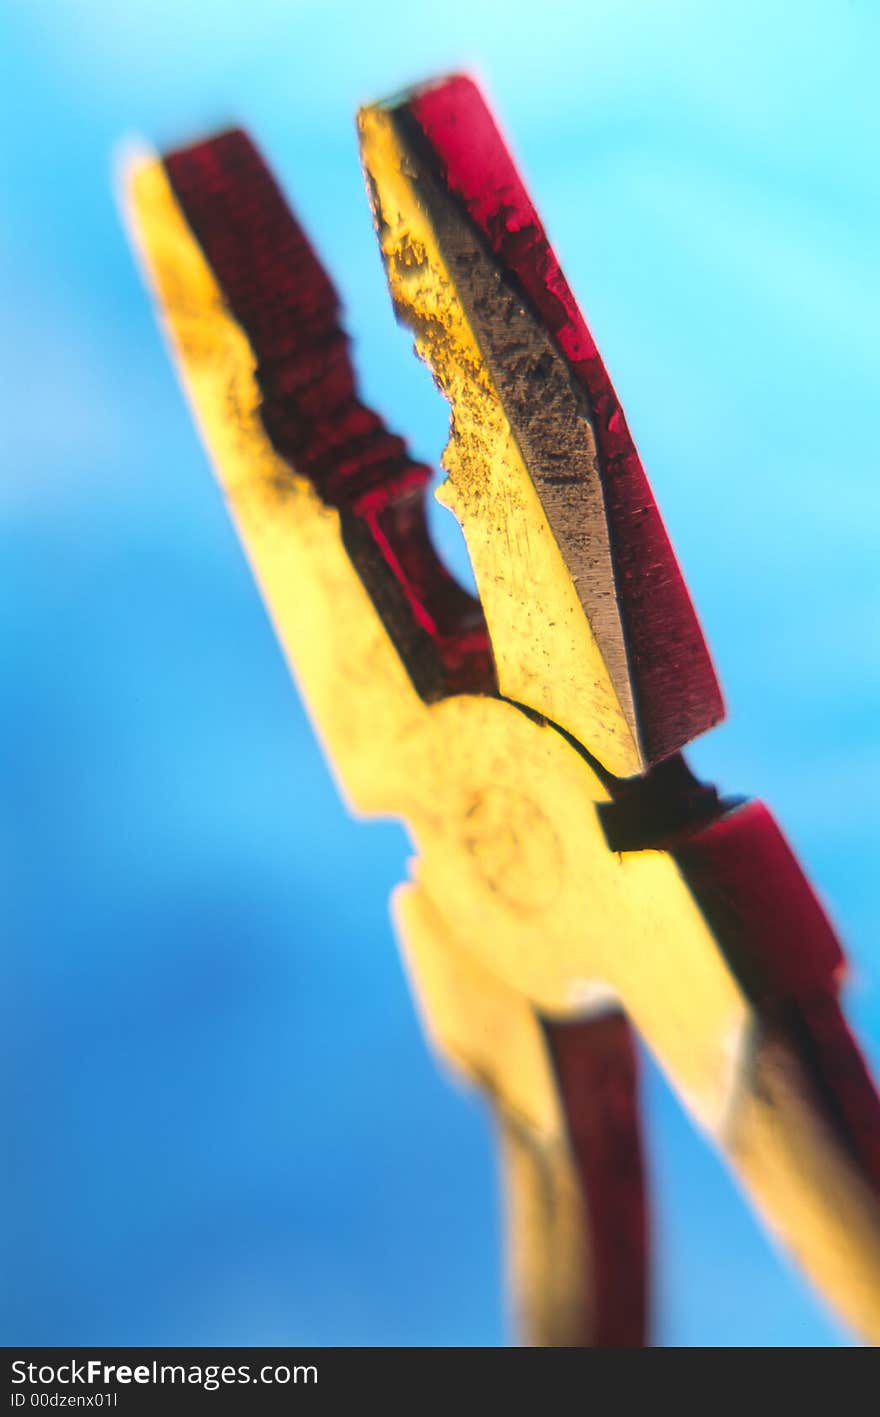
3;0;878;1346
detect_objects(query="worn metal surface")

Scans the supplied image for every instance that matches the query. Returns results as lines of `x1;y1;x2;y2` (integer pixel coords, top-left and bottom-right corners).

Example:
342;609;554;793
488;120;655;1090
124;77;880;1346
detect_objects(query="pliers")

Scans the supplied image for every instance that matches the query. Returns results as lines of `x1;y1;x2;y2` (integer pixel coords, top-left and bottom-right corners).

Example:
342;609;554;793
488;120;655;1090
123;74;880;1346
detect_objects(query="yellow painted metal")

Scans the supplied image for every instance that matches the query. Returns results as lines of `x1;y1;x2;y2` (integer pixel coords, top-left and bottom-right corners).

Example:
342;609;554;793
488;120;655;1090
397;884;594;1345
125;152;880;1345
358;105;642;779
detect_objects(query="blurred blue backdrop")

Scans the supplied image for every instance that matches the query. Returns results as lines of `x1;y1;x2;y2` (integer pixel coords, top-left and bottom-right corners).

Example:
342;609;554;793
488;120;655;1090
2;0;878;1347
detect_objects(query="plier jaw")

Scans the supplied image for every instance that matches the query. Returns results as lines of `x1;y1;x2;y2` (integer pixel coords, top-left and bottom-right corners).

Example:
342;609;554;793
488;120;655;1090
360;75;724;779
123;75;880;1347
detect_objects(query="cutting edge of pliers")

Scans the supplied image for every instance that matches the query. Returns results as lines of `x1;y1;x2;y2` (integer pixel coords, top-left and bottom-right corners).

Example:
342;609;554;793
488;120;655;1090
122;73;880;1347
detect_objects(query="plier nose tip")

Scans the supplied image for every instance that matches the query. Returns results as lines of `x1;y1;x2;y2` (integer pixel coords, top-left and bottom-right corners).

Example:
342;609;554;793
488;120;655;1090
123;74;880;1347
